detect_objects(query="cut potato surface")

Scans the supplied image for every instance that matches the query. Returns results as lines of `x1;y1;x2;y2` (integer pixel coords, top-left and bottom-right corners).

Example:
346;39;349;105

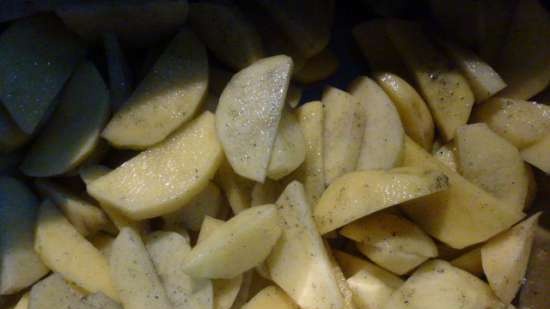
29;274;86;309
89;112;223;220
349;76;404;170
347;268;401;309
0;15;85;133
521;135;550;174
0;107;29;153
216;160;254;214
102;29;208;149
314;166;449;234
216;55;293;182
293;49;339;84
242;286;297;309
432;141;458;171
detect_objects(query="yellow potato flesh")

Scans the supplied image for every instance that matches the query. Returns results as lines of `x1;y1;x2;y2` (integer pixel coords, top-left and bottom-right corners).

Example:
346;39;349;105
242;286;297;309
216;160;254;214
521;134;550;174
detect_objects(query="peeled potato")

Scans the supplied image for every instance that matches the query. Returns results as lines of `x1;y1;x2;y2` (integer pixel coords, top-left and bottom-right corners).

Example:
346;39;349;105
216;55;293;182
0;107;29;153
325;247;357;309
29;274;87;309
521;135;550;173
216;160;254;214
293;49;339;84
347;267;402;309
242;286;297;309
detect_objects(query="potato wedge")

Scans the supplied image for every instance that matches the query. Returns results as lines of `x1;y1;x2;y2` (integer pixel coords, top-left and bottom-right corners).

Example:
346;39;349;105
102;29;208;149
267;182;345;309
432;141;458;171
197;216;225;244
521;134;550;174
400;137;525;249
314;166;449;234
322;87;365;184
333;251;403;287
267;108;306;180
216;160;254;214
455;124;529;211
472;97;550;148
481;213;541;304
29;274;86;309
0;107;29;153
0;177;48;295
386;19;474;141
450;247;483;277
293;49;339;84
90;112;223;220
326;248;357;309
347;268;402;309
34;200;118;300
251;180;283;207
189;3;263;70
82;293;122;309
374;72;434;150
497;0;550;99
383;260;506;309
103;33;133;111
0;15;85;133
242;286;297;309
349;76;404;170
110;228;172;309
183;204;281;279
216;55;293;182
91;233;115;259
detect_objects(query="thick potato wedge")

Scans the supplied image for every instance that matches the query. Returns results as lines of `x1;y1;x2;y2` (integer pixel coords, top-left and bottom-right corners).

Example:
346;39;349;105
216;160;254;214
341;212;438;275
29;274;86;309
432;141;458;171
267;182;345;309
0;177;48;295
349;76;404;170
472;97;550;148
110;228;172;309
347;268;402;309
293;49;339;84
383;260;506;309
242;286;297;309
34;200;118;300
481;213;541;304
216;55;293;182
322;87;365;184
521;135;550;174
400;137;525;249
386;19;475;141
314;166;449;234
183;204;281;279
374;72;434;150
56;0;189;48
103;33;133;111
102;29;208;149
0;107;29;153
267;108;306;180
251;180;283;207
497;0;550;99
90;112;223;220
189;3;263;70
21;61;109;177
451;247;483;277
0;15;85;133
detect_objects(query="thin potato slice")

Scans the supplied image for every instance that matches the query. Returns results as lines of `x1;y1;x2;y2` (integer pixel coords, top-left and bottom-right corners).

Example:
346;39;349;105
242;286;297;309
35;200;118;300
400;137;525;249
374;72;434;150
314;166;449;234
110;228;172;309
521;135;550;173
386;19;474;141
103;33;133;111
349;76;404;170
451;247;483;277
89;112;223;220
216;55;293;182
293;49;339;84
102;29;208;149
0;107;29;153
216;160;254;214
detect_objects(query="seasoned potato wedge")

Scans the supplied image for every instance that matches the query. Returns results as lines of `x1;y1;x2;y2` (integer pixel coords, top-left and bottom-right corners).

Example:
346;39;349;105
314;166;449;234
333;251;403;286
349;76;404;170
103;33;133;111
325;248;356;309
521;135;550;173
29;274;85;309
242;286;297;309
451;247;483;277
102;29;208;149
216;55;293;182
347;268;402;309
83;293;122;309
197;216;225;244
294;49;339;84
216;160;254;214
90;112;223;220
0;107;29;153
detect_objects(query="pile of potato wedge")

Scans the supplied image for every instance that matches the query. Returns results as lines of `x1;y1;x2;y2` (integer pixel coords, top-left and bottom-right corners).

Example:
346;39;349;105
0;1;549;309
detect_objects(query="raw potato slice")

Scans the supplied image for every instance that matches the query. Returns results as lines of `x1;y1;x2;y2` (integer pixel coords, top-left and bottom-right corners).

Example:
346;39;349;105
251;180;284;207
0;177;48;294
441;41;506;102
455;124;529;212
375;72;434;150
35;200;117;300
267;108;306;180
56;0;189;47
267;182;345;309
432;142;458;171
294;101;325;204
314;166;449;234
400;137;525;249
333;251;403;287
145;231;213;309
521;135;550;173
89;112;223;220
0;107;29;153
183;204;282;279
386;19;475;141
481;213;541;304
294;49;339;84
242;286;297;309
110;228;172;309
102;29;208;149
29;274;86;309
347;268;402;309
349;76;404;170
322;87;365;185
342;212;438;275
216;160;254;214
216;55;293;182
0;15;85;133
472;98;550;148
20;61;109;177
451;247;483;277
497;0;550;99
383;260;507;309
103;33;133;111
189;3;263;70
